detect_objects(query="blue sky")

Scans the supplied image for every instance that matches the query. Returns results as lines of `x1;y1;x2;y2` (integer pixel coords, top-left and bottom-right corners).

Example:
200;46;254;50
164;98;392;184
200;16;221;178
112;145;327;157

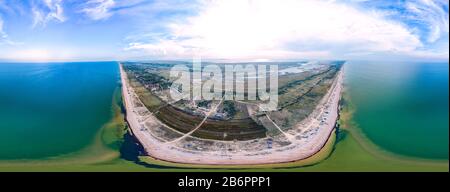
0;0;448;62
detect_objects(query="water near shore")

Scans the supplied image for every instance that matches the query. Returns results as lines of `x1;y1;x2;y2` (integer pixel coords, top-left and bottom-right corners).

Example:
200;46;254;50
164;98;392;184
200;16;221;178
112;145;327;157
344;61;449;160
0;61;447;170
0;62;119;159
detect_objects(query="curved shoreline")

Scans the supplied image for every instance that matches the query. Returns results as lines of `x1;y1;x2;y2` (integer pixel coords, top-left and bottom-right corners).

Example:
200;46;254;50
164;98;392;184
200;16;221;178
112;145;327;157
138;130;337;168
0;87;125;167
338;93;449;166
120;63;344;165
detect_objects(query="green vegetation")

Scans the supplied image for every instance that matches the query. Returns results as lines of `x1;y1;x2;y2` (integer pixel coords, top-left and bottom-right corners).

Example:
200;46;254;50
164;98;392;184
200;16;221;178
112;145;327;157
222;101;236;117
1;61;446;172
1;90;447;171
126;73;164;111
156;104;266;140
267;64;340;131
197;100;211;108
123;63;172;89
124;63;268;141
135;93;448;171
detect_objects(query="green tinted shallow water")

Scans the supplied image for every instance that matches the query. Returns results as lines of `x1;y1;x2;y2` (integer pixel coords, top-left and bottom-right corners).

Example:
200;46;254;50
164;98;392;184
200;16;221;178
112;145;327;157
345;61;449;160
0;61;447;166
0;62;119;159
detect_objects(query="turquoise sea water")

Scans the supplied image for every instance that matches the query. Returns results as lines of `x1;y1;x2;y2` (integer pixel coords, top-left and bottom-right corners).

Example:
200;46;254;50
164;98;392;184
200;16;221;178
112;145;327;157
0;61;447;161
0;62;118;159
345;61;449;159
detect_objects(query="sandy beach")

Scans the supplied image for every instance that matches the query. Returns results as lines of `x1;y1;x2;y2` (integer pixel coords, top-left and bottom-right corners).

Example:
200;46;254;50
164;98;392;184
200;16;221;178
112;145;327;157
120;63;344;165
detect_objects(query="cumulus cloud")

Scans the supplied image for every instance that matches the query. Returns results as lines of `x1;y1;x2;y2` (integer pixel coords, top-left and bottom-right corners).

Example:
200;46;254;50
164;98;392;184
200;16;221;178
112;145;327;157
81;0;116;20
32;0;66;27
125;0;427;60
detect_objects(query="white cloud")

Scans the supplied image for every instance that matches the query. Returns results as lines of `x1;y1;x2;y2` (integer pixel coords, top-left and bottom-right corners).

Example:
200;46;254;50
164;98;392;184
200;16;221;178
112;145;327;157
32;0;66;27
80;0;195;21
0;16;21;46
125;0;426;60
405;0;449;43
81;0;116;20
0;17;7;41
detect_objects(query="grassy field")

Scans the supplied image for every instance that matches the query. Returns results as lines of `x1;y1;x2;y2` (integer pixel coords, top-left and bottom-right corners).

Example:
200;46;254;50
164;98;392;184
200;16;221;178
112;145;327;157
126;74;164;111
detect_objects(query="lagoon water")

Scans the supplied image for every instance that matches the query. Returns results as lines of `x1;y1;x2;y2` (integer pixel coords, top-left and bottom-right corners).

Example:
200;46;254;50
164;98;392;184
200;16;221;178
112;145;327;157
0;62;118;159
0;61;448;161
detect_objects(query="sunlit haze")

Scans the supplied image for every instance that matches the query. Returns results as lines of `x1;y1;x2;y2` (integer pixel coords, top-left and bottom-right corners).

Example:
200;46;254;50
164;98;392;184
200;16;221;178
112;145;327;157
0;0;448;61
